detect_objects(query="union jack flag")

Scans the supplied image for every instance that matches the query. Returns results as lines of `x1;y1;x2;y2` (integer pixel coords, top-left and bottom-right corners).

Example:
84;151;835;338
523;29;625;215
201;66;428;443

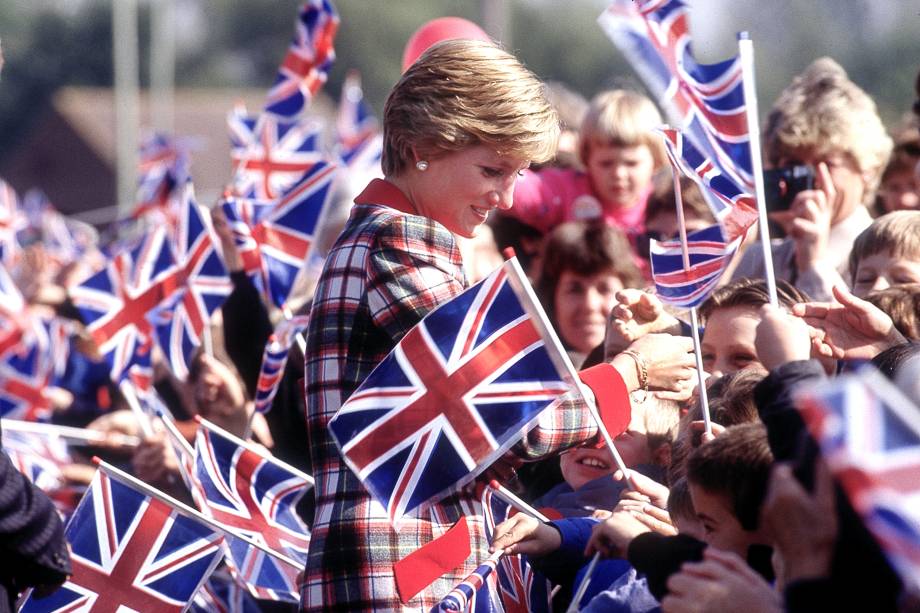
222;161;337;309
329;259;575;524
0;314;69;422
649;223;739;308
438;556;504;612
152;182;231;380
0;263;29;360
599;0;752;190
18;467;224;613
796;369;920;595
228;106;326;200
70;226;177;383
254;315;310;414
264;0;340;118
656;127;758;242
335;70;382;170
193;419;312;602
1;427;69;492
22;189;98;267
191;567;262;613
134;132;189;225
0;178;22;265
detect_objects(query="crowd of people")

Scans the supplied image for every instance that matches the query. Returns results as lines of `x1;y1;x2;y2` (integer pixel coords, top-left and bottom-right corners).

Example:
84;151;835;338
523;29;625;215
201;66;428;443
2;12;920;613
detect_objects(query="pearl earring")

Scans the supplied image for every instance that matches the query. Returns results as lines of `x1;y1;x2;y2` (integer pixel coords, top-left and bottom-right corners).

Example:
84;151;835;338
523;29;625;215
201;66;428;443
416;160;429;171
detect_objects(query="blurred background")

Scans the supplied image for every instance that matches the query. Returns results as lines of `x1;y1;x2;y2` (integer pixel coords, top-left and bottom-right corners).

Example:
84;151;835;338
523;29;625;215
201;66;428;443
0;0;917;222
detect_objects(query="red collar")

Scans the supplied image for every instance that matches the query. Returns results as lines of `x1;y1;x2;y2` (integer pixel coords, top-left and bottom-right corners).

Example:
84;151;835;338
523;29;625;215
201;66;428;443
354;179;417;215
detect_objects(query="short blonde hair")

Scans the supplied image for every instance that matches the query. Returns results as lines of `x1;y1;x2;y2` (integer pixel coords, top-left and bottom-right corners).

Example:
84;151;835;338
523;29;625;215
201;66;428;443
578;90;666;168
382;39;559;176
764;57;893;201
849;210;920;283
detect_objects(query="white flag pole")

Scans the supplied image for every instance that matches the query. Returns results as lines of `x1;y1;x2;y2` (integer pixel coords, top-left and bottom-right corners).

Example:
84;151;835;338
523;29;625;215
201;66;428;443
488;480;550;523
0;419;139;447
96;459;303;569
503;257;635;489
738;32;779;307
670;169;713;435
567;552;601;613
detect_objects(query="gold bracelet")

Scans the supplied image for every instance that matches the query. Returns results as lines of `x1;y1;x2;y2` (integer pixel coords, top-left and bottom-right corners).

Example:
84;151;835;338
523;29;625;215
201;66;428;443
620;349;649;397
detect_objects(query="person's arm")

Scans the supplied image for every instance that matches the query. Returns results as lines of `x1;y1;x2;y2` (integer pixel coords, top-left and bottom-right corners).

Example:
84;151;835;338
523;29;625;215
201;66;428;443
0;449;71;595
221;271;273;399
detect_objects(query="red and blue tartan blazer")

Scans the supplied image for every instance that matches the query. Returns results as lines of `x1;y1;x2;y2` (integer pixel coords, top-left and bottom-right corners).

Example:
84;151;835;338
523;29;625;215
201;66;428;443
300;179;629;611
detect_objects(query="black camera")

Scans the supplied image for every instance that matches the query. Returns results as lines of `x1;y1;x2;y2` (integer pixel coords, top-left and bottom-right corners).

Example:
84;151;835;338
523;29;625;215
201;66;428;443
763;165;815;212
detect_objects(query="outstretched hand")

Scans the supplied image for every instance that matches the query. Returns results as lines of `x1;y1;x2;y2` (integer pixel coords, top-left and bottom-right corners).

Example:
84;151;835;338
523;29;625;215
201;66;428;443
792;285;906;360
605;290;681;358
490;513;560;557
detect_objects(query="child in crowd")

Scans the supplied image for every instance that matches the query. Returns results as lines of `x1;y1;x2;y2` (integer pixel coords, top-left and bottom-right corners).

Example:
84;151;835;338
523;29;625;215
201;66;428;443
875;141;920;214
637;175;715;262
732;58;893;301
536;394;679;517
848;210;920;297
505;89;666;237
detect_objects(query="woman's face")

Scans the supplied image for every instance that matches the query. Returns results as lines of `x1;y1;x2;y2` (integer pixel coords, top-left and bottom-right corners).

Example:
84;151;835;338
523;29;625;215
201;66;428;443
700;306;763;378
408;145;528;238
585;143;657;209
554;269;623;354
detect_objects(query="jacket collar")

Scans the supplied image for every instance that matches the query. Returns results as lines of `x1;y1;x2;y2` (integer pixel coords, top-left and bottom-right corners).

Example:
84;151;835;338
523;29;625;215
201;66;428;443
354;179;417;215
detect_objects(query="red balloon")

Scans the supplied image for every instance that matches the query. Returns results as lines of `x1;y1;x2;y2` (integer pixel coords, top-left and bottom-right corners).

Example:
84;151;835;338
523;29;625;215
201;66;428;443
401;17;491;72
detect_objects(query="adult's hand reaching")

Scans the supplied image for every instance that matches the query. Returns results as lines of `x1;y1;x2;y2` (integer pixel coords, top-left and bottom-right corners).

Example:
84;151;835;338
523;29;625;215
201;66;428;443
605;289;681;358
792;285;906;360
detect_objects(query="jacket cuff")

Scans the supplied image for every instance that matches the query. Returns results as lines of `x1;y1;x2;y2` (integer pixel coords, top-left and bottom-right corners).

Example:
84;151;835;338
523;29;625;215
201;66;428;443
578;363;631;449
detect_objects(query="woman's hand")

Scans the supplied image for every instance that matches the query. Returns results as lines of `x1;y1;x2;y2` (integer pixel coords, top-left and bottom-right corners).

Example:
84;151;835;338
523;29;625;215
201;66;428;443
616;333;696;398
792;285;906;360
770;162;835;274
490;513;560;556
605;290;681;358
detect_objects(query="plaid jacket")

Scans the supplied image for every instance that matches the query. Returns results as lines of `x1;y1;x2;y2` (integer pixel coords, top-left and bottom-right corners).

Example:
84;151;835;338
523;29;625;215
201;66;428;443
300;179;628;611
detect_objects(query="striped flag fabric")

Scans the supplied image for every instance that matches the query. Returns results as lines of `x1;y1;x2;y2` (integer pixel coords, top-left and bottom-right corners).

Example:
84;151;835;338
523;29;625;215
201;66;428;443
796;369;920;595
438;556;504;612
254;315;310;414
649;223;738;308
264;0;340;118
599;0;752;190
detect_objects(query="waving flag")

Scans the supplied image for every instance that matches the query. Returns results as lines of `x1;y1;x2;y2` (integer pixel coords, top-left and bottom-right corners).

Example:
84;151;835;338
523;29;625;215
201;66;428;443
229;107;326;200
222;161;337;308
265;0;340;118
0;178;22;265
649;223;738;308
0;314;69;422
656;127;758;242
329;259;575;523
253;314;311;414
1;428;69;492
18;467;224;613
599;0;752;189
153;182;231;380
70;226;177;382
134;132;190;224
796;369;920;595
335;70;383;170
193;419;312;602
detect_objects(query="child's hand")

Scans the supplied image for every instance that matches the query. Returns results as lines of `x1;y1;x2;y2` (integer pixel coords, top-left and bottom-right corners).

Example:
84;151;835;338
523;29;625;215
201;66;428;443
688;420;726;445
490;514;560;556
753;305;813;370
614;469;669;509
613;498;676;536
585;509;653;558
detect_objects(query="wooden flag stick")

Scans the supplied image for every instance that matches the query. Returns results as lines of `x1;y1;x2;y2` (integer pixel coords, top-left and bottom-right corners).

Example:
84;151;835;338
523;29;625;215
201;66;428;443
503;258;635;490
0;419;139;447
671;170;713;435
96;458;303;570
196;416;314;486
566;551;601;613
739;32;779;307
488;480;550;522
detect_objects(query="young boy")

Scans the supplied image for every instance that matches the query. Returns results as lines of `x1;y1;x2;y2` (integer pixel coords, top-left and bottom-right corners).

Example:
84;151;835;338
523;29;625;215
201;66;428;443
849;210;920;297
535;394;679;517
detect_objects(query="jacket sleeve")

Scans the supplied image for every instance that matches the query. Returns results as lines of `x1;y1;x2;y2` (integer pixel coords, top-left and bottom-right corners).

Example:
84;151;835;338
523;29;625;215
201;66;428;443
0;449;71;591
222;271;273;399
366;215;465;345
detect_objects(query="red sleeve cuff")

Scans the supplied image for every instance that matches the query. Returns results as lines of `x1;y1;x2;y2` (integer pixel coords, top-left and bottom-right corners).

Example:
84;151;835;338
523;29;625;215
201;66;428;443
578;363;631;449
